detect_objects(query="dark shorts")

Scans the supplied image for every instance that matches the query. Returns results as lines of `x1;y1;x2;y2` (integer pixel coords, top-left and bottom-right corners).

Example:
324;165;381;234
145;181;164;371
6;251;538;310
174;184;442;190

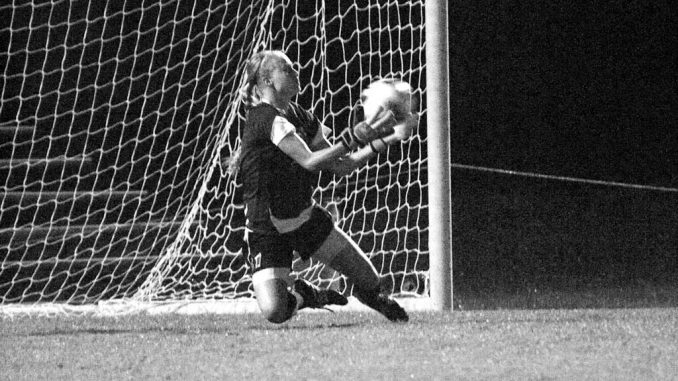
246;205;334;273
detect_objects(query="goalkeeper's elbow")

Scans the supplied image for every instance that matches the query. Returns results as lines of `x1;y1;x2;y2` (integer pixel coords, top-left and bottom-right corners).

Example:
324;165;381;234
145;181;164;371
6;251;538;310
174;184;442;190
298;156;335;173
298;159;323;172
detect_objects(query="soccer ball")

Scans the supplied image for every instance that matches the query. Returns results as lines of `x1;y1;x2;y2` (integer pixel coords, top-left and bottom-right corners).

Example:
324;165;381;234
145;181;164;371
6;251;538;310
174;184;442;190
361;78;414;123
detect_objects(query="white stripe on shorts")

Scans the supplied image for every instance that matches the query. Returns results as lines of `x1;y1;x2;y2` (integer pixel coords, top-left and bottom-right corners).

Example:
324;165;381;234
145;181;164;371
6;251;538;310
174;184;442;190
269;204;314;233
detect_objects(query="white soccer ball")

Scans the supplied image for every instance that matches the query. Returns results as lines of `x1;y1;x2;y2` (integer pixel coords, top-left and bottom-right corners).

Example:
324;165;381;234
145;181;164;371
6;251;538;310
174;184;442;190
361;79;414;123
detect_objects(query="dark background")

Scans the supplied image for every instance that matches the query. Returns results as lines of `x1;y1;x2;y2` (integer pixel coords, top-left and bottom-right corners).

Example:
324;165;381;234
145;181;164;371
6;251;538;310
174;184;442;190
449;0;676;187
447;0;677;308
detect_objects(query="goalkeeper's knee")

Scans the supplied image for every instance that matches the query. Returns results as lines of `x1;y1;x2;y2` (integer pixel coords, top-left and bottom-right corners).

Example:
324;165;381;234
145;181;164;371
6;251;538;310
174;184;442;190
260;292;298;324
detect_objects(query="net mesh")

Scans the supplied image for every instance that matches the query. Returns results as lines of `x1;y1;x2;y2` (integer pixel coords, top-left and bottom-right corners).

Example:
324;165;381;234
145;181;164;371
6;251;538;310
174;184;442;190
0;0;428;305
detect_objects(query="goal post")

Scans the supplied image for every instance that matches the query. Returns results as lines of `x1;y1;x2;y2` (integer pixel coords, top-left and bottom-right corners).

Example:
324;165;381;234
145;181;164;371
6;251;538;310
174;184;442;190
425;1;453;310
0;0;451;314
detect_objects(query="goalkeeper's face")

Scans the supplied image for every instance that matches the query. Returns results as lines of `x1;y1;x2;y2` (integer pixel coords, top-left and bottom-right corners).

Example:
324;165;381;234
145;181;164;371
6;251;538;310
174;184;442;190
268;54;300;99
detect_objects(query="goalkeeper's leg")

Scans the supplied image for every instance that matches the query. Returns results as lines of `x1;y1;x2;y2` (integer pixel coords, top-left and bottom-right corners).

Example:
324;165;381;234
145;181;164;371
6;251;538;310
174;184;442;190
248;230;347;324
252;268;348;324
314;227;409;322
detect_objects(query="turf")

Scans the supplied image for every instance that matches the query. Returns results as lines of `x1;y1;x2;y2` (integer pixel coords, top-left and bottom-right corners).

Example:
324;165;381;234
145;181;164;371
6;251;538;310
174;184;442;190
2;308;677;380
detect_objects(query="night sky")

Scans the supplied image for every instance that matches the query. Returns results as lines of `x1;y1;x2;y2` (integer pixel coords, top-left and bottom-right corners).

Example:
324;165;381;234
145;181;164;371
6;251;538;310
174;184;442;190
448;1;676;188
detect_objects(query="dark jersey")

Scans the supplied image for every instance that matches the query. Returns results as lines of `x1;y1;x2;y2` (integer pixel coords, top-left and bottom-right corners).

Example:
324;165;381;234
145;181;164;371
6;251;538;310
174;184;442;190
239;101;323;234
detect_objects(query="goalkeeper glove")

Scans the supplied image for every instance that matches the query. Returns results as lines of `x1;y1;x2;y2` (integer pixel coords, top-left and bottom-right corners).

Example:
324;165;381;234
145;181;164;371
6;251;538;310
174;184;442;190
339;109;396;150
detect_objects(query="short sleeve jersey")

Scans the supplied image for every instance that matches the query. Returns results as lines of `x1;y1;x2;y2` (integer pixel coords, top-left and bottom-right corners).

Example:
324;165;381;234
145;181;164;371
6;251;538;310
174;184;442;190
239;101;322;234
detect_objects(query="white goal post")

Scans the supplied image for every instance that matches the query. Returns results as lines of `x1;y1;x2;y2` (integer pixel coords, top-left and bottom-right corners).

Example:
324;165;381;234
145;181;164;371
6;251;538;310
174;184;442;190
0;0;451;314
425;0;453;311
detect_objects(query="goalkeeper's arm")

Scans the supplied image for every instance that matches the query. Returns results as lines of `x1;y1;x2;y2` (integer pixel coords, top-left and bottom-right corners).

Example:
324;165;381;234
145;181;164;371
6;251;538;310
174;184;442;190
319;113;417;177
277;111;414;175
275;108;395;172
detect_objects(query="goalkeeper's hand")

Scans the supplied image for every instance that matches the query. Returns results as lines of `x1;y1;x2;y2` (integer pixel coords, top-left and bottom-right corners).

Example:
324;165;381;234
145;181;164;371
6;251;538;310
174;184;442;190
339;107;397;150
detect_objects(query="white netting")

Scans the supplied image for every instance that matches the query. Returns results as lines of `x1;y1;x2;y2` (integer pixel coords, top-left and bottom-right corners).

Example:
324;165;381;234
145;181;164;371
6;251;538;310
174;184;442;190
0;0;428;306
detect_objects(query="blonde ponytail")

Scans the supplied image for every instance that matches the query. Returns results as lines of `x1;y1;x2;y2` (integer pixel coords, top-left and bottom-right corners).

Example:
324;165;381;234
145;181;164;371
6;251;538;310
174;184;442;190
240;81;260;109
240;52;269;109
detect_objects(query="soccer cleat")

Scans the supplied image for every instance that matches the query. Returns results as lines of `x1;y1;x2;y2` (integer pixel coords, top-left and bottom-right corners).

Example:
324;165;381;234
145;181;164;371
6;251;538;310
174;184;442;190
293;279;348;310
371;295;409;322
353;286;409;322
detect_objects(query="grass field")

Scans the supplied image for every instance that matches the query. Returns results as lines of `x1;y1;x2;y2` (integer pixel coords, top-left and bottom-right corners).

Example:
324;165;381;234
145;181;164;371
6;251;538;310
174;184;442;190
2;305;677;380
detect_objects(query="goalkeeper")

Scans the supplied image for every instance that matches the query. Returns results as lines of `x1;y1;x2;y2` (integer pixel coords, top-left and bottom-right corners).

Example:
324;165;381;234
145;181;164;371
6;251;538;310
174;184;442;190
235;50;415;323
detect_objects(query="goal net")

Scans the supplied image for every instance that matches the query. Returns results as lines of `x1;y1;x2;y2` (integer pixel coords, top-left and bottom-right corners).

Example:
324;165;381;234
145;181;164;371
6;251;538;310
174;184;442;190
0;0;428;310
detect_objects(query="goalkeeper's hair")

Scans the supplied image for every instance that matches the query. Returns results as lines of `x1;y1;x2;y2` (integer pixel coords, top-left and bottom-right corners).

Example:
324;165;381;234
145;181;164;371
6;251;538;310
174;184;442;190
231;50;286;177
240;50;285;109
